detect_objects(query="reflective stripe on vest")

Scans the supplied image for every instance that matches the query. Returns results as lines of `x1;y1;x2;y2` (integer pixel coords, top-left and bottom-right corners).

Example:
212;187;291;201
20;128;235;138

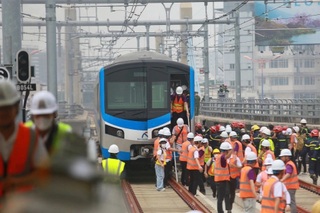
187;146;198;170
0;123;37;196
284;160;299;190
179;140;191;162
229;154;240;179
102;158;125;176
214;154;230;182
261;177;286;213
172;95;184;113
174;125;188;145
239;166;255;198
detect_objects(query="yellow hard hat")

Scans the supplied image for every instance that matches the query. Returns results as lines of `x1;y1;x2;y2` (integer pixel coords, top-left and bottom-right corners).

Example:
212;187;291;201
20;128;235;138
212;148;220;154
251;125;260;131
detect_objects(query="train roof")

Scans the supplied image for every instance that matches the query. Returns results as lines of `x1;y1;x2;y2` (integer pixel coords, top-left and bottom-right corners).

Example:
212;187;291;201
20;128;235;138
113;51;172;64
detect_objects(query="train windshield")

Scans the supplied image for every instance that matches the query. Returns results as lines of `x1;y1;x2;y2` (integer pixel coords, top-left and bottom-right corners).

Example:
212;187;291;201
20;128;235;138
105;66;169;120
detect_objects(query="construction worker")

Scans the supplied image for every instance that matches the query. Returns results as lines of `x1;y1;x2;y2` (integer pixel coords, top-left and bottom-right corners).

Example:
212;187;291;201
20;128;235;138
256;158;274;201
0;81;46;198
215;141;232;213
204;148;220;198
229;131;244;162
239;152;258;213
171;86;189;128
153;129;164;158
171;117;189;150
155;138;167;191
187;136;203;196
302;129;320;184
179;132;194;186
220;131;230;143
250;125;261;149
279;149;299;213
272;126;287;157
261;160;291;213
258;128;275;153
258;140;275;171
242;134;259;175
102;144;125;180
26;91;72;157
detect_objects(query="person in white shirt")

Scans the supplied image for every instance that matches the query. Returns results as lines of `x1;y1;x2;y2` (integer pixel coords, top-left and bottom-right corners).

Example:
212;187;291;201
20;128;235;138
155;138;168;191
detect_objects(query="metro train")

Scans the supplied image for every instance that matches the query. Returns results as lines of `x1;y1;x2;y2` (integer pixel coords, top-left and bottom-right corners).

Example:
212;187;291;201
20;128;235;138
94;51;195;161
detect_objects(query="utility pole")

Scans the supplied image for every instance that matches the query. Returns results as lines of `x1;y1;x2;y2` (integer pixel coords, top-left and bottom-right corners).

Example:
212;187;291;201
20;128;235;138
203;3;210;102
234;9;241;102
46;0;58;98
2;0;22;80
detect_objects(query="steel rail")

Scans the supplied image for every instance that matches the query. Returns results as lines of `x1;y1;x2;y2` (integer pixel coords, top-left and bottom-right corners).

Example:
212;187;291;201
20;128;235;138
168;178;211;213
299;179;320;195
121;180;143;213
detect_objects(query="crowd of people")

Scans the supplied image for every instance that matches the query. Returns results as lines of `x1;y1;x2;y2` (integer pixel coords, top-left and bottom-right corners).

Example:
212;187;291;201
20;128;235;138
153;117;320;213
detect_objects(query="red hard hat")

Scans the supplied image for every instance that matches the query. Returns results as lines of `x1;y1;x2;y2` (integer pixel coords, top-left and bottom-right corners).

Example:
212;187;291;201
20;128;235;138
238;122;245;129
231;121;239;128
273;125;283;133
195;122;202;128
210;126;216;133
311;129;319;137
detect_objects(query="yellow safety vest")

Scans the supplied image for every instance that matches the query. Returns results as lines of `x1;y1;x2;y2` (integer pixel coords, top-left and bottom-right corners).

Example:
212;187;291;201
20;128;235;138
102;158;125;177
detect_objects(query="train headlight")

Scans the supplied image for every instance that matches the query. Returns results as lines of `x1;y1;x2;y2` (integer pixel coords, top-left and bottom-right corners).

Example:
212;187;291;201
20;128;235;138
116;130;124;138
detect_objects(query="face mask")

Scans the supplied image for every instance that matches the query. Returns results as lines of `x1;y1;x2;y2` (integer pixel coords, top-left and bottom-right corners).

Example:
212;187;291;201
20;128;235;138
34;117;54;131
161;144;166;149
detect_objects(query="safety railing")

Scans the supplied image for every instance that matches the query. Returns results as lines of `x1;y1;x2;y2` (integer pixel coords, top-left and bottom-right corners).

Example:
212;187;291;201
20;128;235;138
200;98;320;125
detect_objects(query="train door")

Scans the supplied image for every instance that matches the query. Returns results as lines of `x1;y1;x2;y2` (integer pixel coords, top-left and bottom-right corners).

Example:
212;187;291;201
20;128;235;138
147;65;170;139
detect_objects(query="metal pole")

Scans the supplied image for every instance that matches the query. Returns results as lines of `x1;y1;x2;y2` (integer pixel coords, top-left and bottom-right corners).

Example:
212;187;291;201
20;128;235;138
46;0;57;98
2;0;22;80
136;36;140;51
234;9;241;102
146;25;150;51
261;60;264;99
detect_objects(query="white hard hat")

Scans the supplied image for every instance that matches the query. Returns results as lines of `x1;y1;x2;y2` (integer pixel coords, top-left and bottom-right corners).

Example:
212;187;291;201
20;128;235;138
220;141;232;150
194;136;203;142
300;119;307;124
267;167;273;175
187;132;194;139
241;134;250;141
109;144;119;154
246;152;257;160
158;129;164;136
176;86;183;95
285;128;292;135
201;138;208;143
229;131;237;137
220;131;229;138
225;125;232;133
271;159;285;171
259;126;267;133
159;138;167;144
292;126;300;133
261;139;270;147
263;157;274;166
262;128;271;136
279;149;292;157
163;129;171;137
163;127;170;132
30;91;58;115
177;118;184;127
0;80;20;107
181;85;187;91
219;126;226;132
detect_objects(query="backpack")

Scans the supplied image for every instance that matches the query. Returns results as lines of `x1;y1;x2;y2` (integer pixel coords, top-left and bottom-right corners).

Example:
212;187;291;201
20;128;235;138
296;134;305;151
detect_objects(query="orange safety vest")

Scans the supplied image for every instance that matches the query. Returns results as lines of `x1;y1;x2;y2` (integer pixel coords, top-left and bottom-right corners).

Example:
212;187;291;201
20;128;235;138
204;146;212;163
214;154;230;182
173;125;188;145
153;137;160;157
283;160;299;190
261;177;286;213
166;148;172;161
229;154;241;179
187;146;199;170
198;146;205;166
239;166;255;198
262;150;275;171
231;140;244;162
171;95;184;113
0;123;37;197
179;140;191;162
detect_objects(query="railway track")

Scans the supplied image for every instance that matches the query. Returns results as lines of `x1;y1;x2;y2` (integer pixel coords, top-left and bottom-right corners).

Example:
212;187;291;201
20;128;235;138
121;178;211;213
296;179;320;213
